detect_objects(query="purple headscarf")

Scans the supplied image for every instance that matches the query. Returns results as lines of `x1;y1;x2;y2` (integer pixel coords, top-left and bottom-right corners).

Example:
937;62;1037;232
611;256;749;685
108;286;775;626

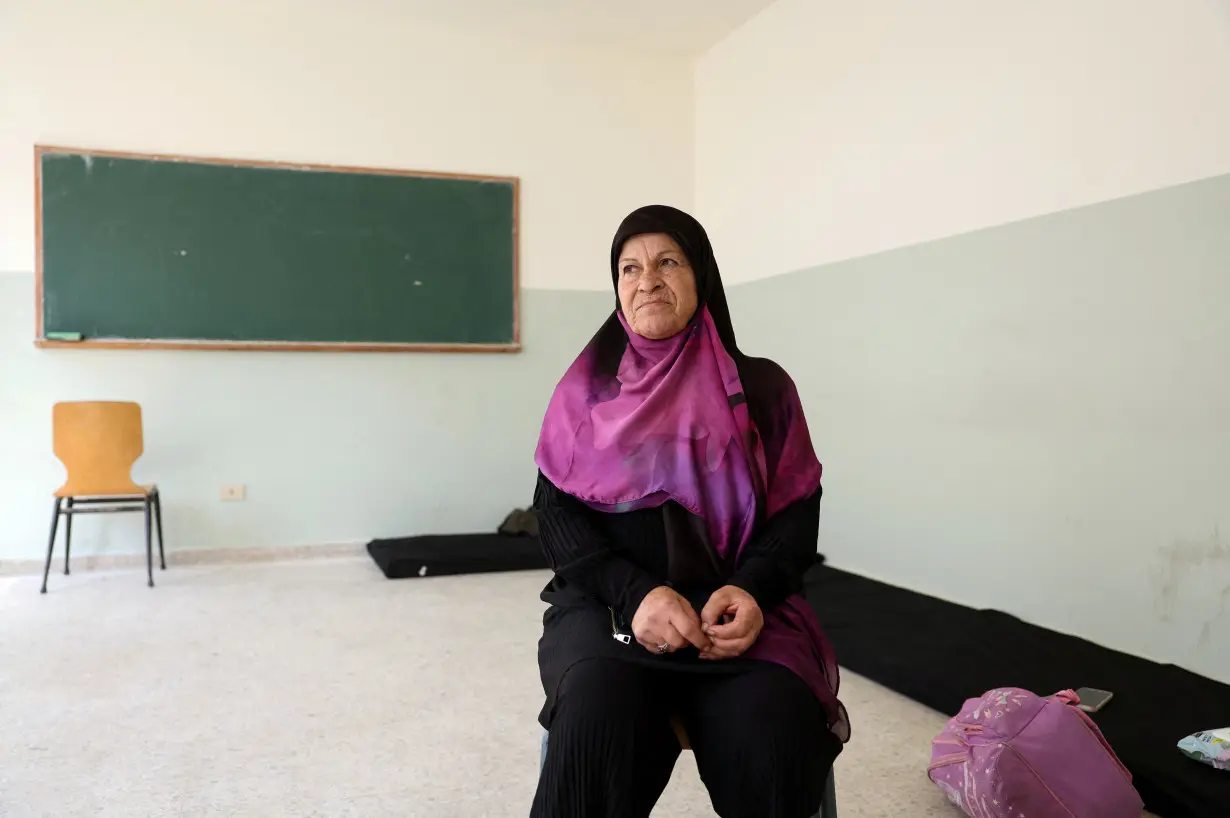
535;205;849;742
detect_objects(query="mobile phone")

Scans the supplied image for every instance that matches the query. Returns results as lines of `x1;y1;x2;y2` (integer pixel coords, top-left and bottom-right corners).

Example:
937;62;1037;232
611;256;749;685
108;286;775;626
1075;687;1114;713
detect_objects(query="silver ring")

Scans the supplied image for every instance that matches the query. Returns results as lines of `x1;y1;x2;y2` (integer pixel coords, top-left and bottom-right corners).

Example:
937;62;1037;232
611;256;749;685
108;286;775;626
656;642;670;654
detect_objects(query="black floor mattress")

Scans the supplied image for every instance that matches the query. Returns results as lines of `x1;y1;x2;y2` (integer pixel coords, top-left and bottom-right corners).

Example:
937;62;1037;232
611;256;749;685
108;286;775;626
803;564;1230;818
367;533;547;579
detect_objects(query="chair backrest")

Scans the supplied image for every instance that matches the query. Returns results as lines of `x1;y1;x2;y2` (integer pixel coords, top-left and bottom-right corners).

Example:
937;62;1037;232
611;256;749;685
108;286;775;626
52;401;147;497
671;717;691;749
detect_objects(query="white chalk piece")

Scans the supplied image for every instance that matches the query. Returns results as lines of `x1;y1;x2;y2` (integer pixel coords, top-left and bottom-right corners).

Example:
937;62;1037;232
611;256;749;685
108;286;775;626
418;565;428;577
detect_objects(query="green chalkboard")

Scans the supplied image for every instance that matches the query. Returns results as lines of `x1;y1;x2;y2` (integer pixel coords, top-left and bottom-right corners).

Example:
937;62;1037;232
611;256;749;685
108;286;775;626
36;147;519;351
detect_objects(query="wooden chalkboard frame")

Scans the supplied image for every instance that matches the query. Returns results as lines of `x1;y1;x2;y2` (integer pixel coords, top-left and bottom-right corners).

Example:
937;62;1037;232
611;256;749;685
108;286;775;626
34;145;520;352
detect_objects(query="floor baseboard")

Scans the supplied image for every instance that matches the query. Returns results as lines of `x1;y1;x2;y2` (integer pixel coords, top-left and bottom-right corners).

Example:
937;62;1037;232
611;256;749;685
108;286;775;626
0;541;367;577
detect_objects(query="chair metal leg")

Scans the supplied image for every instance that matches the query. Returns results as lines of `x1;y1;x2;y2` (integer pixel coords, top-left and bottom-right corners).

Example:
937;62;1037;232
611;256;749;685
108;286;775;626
144;499;154;588
153;490;166;570
817;767;837;818
63;497;74;575
42;499;62;594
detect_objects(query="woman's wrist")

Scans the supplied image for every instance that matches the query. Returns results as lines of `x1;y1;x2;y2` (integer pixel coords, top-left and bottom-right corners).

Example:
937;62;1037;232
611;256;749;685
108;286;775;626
621;577;667;624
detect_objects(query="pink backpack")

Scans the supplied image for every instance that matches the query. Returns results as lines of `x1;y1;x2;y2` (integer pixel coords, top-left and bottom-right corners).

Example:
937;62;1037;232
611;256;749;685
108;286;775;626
928;688;1144;818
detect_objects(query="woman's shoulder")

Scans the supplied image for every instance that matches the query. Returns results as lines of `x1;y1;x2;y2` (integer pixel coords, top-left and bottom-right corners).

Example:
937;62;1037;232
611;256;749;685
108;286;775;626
738;354;800;403
737;354;808;451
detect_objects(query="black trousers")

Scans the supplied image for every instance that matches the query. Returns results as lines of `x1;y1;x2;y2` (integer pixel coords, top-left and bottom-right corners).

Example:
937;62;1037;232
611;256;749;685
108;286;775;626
531;658;841;818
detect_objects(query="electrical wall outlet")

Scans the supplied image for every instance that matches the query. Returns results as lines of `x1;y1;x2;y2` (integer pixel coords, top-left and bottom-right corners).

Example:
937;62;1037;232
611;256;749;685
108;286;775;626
219;484;247;502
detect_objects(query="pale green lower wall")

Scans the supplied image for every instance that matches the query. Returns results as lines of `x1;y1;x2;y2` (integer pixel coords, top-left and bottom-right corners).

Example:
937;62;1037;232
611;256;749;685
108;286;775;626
3;173;1227;683
732;172;1230;683
0;278;611;562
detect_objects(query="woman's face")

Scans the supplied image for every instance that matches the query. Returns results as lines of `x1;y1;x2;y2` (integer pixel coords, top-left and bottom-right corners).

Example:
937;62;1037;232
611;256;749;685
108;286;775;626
616;233;698;340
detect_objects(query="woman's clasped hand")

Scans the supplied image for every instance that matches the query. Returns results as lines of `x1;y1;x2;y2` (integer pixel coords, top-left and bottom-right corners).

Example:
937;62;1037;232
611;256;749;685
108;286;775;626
630;584;764;659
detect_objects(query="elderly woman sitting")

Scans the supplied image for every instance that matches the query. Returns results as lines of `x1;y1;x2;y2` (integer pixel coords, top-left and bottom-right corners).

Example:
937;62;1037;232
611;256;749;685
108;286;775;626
529;206;850;818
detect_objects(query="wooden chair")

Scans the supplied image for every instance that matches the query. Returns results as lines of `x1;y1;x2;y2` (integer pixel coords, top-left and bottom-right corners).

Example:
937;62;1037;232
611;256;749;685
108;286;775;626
539;718;838;816
42;401;165;593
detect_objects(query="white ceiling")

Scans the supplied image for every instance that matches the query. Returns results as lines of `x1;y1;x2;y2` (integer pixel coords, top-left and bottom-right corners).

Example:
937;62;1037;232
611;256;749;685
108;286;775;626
360;0;780;55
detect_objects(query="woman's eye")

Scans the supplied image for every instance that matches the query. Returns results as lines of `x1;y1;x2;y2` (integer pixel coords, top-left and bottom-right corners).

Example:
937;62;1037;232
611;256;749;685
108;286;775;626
660;258;676;267
622;265;638;276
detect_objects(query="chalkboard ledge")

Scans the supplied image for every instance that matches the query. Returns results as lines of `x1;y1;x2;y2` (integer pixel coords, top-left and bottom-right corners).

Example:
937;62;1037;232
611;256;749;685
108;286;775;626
34;338;522;353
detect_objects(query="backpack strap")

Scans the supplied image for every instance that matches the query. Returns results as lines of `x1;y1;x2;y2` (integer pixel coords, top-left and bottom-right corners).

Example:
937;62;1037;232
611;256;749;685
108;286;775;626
1050;690;1135;783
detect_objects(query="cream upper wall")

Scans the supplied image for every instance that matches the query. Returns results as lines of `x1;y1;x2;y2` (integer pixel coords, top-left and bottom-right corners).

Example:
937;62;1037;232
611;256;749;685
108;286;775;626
0;0;693;290
695;0;1230;284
